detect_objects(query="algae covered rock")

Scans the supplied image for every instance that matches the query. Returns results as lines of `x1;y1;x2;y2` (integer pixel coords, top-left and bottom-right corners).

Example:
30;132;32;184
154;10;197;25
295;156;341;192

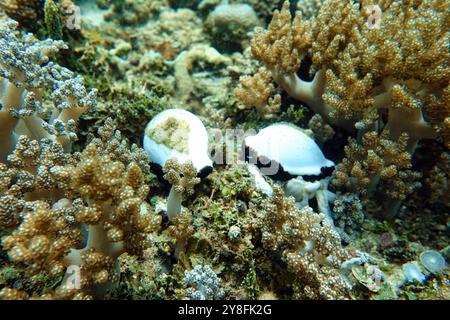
206;3;260;52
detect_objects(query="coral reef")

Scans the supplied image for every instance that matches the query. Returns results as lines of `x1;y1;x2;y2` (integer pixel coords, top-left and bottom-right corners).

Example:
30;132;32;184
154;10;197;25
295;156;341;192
248;0;448;145
333;131;421;217
104;0;166;25
296;0;325;19
234;68;281;119
44;0;63;40
332;193;364;242
0;0;448;302
307;114;334;145
0;0;81;39
206;3;260;52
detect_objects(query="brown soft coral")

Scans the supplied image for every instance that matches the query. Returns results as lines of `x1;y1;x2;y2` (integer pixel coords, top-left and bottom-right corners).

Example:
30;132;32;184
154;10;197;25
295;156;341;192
0;286;92;300
423;152;449;203
0;119;160;299
246;0;448;148
249;187;350;299
234;68;281;119
332;131;421;217
0;0;44;28
2;199;81;276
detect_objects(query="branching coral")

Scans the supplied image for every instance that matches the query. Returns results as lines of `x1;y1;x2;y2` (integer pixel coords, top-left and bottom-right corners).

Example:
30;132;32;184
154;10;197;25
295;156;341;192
167;211;195;258
296;0;325;19
0;119;160;299
0;135;77;229
249;187;350;299
332;193;364;241
0;19;97;162
307;114;335;145
167;212;195;244
423;152;449;203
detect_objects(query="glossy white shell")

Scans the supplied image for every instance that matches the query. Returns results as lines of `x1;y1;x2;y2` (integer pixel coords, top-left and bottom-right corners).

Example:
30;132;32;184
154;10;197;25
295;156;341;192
143;109;212;172
245;123;334;176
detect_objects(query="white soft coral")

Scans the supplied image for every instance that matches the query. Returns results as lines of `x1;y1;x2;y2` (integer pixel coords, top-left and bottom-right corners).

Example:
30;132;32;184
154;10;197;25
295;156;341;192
0;19;97;162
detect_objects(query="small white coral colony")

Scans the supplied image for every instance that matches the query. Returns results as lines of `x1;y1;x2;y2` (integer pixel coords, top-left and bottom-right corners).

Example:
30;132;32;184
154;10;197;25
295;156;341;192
245;123;334;177
143;109;212;172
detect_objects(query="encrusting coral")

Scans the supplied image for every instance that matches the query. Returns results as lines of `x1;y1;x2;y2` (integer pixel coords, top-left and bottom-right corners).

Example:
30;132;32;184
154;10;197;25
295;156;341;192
0;119;160;299
0;19;97;162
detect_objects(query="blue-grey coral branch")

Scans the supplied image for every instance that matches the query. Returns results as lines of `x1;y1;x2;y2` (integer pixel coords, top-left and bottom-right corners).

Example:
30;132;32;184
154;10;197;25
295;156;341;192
0;19;97;162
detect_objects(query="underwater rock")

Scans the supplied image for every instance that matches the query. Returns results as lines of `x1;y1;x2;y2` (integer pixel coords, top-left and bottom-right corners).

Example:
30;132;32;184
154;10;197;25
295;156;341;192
206;3;260;52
